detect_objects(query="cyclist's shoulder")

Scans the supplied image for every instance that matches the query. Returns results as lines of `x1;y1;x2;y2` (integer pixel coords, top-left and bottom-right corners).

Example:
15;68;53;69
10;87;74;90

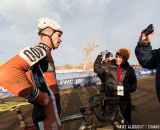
19;43;50;67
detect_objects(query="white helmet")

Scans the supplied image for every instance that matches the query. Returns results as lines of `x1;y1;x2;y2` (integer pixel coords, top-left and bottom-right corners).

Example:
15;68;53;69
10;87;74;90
37;17;63;33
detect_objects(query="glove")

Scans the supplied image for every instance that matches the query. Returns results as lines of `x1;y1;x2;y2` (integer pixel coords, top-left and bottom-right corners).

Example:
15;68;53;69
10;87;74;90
32;103;46;122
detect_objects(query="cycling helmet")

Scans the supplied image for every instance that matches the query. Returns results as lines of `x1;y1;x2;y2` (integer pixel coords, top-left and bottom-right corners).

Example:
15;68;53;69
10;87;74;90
37;17;63;34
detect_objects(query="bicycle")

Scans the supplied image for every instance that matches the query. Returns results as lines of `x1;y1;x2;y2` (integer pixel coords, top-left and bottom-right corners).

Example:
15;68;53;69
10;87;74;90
11;93;125;130
89;93;125;129
61;93;125;130
61;105;95;130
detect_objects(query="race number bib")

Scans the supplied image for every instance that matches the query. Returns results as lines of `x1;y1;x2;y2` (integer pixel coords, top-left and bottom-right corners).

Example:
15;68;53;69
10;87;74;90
19;46;47;66
117;86;124;96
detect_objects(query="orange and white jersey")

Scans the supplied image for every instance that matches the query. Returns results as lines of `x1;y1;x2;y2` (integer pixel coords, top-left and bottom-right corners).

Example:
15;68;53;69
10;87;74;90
0;43;61;130
0;43;49;97
40;52;59;94
26;52;61;130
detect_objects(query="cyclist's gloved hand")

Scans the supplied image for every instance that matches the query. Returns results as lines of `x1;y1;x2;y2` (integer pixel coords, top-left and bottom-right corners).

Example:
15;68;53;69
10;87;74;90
32;103;46;122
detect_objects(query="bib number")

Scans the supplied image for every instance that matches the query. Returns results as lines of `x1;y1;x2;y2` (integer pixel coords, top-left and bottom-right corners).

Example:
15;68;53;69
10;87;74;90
117;85;124;96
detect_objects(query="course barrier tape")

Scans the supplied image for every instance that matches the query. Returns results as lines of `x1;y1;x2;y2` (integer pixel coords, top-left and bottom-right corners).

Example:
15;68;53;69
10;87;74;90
0;101;30;112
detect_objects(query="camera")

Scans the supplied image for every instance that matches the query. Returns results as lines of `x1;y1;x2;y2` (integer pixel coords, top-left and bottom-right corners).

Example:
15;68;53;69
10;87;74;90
102;50;108;59
143;24;154;36
102;50;108;56
102;50;108;60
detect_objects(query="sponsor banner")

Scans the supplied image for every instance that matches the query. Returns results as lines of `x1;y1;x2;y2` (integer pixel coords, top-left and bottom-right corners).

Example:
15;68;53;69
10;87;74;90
134;68;156;77
58;75;101;89
57;68;156;89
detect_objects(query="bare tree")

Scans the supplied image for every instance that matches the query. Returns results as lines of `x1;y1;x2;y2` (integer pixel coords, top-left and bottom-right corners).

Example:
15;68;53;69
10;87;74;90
83;41;100;70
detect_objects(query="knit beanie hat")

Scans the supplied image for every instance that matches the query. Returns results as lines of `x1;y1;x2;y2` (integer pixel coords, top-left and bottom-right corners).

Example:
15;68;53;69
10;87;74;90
116;48;131;61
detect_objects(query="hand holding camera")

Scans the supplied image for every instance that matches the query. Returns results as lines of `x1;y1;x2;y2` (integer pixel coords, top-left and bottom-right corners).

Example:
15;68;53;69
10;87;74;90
102;50;108;61
139;24;154;43
143;24;154;36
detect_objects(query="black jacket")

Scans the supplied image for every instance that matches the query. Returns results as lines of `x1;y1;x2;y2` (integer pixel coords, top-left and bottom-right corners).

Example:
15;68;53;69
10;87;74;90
135;42;160;101
94;55;137;97
94;55;106;91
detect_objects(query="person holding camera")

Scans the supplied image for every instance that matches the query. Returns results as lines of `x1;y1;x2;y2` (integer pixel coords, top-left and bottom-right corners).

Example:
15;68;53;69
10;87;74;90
135;24;160;101
94;50;113;92
94;50;113;113
94;48;137;128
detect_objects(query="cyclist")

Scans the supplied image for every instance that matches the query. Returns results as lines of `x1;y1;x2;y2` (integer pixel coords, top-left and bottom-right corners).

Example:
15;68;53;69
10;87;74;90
0;17;63;130
94;48;137;128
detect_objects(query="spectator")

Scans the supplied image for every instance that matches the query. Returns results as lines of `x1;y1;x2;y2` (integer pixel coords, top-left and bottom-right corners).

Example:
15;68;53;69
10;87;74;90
135;27;160;101
94;48;137;128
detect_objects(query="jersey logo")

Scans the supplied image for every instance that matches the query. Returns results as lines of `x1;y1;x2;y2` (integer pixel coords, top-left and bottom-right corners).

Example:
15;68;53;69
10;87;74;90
19;46;47;66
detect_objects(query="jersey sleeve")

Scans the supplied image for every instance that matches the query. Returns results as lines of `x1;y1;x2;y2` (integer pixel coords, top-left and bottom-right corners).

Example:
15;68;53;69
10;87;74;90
0;45;48;97
19;45;47;67
0;55;32;96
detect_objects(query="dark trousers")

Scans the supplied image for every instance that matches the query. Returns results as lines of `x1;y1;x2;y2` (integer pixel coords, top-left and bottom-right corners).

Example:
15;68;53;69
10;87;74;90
119;96;132;125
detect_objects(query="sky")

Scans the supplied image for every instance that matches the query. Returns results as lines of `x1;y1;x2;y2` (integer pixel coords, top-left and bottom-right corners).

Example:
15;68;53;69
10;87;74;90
0;0;160;66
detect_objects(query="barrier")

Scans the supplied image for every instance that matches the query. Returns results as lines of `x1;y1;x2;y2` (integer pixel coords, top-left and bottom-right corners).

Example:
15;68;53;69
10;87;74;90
57;68;156;89
0;68;156;97
58;74;101;89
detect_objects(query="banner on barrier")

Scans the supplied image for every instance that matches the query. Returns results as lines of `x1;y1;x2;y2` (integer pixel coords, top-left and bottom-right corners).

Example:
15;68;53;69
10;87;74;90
57;68;156;90
0;68;156;98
